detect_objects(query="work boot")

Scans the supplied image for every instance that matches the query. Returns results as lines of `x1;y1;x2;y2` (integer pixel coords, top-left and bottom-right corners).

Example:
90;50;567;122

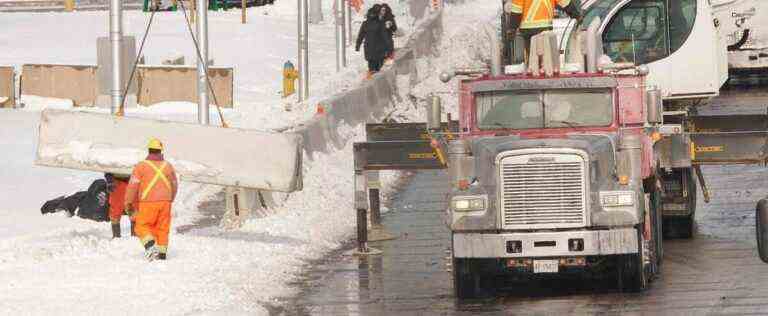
143;240;160;261
111;223;121;239
158;253;167;260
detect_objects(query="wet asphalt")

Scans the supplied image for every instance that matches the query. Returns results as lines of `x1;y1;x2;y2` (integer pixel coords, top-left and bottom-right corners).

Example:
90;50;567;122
275;165;768;315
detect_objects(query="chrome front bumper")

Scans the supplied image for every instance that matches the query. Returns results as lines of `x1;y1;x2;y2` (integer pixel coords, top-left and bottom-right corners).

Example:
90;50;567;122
453;228;638;258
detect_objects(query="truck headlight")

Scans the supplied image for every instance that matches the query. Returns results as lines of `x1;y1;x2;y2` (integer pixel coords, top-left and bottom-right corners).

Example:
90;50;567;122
451;196;487;211
600;191;635;207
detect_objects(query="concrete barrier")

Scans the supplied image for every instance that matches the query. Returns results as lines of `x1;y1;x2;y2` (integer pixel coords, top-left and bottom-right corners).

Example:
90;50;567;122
18;64;234;108
21;64;98;106
136;65;234;107
294;10;444;160
0;66;14;108
36;109;303;192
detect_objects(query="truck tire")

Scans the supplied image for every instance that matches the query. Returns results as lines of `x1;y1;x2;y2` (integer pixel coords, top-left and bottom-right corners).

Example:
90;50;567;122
756;199;768;263
453;258;482;299
617;228;647;292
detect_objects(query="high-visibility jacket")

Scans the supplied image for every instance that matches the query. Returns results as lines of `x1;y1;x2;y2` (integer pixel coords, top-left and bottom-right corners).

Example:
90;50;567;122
507;0;571;29
126;158;178;203
109;178;131;219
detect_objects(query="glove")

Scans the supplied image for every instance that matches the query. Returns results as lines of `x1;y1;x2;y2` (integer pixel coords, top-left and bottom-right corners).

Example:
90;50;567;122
124;203;135;218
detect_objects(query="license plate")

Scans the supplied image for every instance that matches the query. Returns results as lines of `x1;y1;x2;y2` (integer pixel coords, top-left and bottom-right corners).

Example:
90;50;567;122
533;260;559;273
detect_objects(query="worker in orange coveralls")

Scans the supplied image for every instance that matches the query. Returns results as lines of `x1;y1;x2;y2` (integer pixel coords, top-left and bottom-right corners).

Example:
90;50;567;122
125;138;178;261
106;173;135;238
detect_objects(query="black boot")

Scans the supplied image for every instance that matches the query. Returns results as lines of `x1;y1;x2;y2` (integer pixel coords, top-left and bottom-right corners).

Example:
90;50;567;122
130;221;137;237
111;223;121;238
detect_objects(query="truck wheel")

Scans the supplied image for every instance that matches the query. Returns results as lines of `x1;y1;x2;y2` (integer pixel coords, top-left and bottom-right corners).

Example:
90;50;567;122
678;216;694;239
617;228;647;292
756;199;768;263
453;258;482;299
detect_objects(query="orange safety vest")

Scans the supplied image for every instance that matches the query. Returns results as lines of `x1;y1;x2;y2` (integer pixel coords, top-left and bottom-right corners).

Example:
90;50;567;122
508;0;571;29
127;160;177;203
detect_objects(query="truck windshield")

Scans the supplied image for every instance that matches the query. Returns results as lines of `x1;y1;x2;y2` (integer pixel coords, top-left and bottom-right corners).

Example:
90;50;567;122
476;89;613;130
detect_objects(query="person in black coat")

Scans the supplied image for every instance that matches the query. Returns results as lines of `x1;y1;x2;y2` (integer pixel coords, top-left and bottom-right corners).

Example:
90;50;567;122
356;4;389;74
380;3;397;60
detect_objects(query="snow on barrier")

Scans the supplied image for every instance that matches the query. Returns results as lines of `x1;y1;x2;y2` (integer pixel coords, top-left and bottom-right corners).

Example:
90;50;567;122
295;10;444;159
36;109;303;192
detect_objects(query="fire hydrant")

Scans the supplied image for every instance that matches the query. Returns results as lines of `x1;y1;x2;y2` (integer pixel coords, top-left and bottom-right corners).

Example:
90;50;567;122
283;61;299;98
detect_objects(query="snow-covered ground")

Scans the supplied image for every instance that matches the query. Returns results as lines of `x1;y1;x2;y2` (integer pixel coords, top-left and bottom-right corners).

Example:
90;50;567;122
0;1;502;314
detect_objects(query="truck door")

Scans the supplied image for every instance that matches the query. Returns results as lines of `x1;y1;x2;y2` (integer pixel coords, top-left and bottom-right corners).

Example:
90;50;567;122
593;0;727;99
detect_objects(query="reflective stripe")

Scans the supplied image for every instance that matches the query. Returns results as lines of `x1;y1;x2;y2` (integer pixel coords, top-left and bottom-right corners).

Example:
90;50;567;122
541;0;553;14
157;245;168;254
140;161;171;201
524;0;542;25
557;0;570;7
521;20;554;29
508;1;522;13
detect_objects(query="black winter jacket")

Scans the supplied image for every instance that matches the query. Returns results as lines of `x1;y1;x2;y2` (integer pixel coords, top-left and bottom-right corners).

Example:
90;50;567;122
356;16;389;61
382;14;397;55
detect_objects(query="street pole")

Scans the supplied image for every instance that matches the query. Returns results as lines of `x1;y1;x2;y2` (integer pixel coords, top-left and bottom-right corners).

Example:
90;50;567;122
298;0;309;101
241;0;246;24
334;0;346;72
196;0;210;125
345;0;352;46
109;0;122;114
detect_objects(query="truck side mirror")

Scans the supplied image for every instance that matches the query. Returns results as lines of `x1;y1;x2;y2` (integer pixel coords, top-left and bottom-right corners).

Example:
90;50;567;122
646;88;663;124
427;95;443;130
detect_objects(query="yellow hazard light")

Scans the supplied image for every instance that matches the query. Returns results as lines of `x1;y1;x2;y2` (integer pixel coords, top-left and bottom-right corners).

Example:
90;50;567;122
618;175;629;185
651;132;662;143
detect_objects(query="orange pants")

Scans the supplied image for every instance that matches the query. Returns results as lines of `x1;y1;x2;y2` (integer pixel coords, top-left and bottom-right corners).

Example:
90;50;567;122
135;201;172;254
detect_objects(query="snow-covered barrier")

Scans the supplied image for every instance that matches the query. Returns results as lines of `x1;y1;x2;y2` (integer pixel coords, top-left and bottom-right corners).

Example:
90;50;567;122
295;10;444;159
35;109;303;192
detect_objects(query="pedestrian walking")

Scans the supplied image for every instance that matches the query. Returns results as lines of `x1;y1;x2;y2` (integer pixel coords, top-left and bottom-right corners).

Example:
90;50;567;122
125;138;178;261
380;3;398;61
356;4;389;78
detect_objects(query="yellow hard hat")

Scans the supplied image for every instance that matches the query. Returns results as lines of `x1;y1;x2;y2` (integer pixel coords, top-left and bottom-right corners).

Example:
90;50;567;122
147;138;164;151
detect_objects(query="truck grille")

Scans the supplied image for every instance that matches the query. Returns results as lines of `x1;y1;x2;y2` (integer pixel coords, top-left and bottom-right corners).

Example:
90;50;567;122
500;153;587;229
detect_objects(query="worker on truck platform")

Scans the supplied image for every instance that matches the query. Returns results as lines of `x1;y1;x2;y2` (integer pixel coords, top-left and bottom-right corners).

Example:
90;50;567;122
504;0;581;54
125;138;178;261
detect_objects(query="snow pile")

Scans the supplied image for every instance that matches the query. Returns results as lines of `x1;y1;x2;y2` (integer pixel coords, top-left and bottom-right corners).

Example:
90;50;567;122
19;95;74;111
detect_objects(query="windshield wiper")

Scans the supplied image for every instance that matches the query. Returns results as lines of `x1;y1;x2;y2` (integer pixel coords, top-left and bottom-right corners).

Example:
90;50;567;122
549;120;579;128
488;121;506;128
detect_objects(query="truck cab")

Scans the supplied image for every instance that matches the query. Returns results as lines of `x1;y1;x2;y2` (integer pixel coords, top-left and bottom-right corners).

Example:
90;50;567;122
442;40;664;297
